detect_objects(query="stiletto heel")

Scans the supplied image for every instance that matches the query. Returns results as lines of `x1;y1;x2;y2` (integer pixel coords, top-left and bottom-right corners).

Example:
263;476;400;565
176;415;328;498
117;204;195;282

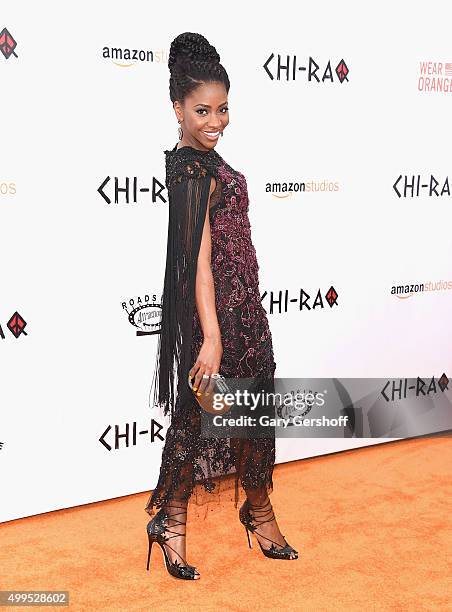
145;502;200;580
239;498;299;560
146;533;153;571
244;525;252;549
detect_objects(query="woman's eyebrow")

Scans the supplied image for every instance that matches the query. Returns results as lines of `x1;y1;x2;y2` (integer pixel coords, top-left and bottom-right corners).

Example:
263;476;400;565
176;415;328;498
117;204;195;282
193;101;228;108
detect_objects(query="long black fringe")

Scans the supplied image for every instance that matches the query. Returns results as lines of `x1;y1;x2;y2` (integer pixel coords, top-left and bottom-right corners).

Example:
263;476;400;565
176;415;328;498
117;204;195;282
150;172;212;420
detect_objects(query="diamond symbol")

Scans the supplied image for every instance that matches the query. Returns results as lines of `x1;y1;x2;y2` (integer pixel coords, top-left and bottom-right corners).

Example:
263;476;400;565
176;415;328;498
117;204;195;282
336;59;349;83
326;286;338;307
438;373;449;392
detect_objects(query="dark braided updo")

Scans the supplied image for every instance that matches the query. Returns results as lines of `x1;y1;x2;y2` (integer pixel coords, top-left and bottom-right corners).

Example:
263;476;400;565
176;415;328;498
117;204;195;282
169;32;230;103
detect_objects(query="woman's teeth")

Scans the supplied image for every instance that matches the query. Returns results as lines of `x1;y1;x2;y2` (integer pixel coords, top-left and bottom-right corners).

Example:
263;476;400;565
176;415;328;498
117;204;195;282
203;131;220;139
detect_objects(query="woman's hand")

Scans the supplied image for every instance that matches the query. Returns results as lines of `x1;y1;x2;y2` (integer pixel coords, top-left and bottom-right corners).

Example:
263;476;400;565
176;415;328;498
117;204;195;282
189;335;223;395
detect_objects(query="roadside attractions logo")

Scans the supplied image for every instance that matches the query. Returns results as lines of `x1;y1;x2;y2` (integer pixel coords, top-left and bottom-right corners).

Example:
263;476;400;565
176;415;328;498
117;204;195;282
121;293;161;335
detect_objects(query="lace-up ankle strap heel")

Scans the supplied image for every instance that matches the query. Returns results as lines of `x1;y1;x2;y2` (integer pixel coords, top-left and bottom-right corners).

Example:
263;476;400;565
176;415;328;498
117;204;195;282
239;498;298;560
146;502;200;580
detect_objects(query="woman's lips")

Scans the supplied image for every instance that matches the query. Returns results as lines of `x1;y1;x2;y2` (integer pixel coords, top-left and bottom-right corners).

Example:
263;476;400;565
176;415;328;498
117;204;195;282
203;130;220;140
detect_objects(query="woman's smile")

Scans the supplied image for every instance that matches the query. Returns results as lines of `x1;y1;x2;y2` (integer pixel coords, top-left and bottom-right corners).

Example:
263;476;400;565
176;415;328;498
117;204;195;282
202;129;221;141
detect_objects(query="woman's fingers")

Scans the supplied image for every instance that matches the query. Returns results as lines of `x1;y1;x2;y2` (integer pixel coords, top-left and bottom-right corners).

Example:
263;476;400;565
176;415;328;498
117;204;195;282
202;361;222;395
197;366;213;394
189;360;204;393
189;361;221;395
190;338;223;397
194;361;215;394
205;373;218;396
188;363;200;388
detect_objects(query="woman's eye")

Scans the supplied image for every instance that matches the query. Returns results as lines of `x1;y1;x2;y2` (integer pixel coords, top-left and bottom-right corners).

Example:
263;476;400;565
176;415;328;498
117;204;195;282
196;107;229;115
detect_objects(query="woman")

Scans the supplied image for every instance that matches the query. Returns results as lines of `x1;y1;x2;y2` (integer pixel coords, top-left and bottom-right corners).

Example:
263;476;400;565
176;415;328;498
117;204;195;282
144;32;298;580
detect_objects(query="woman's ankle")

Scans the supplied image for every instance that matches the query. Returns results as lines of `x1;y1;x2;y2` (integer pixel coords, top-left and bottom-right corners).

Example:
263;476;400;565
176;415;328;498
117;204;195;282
245;489;271;508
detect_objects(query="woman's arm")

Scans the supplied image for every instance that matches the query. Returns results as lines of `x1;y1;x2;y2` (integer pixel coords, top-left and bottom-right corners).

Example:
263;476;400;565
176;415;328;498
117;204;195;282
189;176;223;394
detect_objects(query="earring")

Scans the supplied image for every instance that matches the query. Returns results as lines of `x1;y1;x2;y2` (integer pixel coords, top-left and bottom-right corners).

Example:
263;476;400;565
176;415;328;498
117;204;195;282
221;130;224;137
177;120;183;140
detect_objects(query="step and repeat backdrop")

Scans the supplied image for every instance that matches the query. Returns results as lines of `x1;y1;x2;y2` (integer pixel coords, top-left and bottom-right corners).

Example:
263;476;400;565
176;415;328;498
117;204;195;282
1;2;451;522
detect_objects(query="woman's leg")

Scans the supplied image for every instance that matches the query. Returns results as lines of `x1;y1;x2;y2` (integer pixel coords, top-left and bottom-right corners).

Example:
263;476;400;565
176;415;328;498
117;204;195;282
145;396;199;567
232;436;292;551
244;485;296;554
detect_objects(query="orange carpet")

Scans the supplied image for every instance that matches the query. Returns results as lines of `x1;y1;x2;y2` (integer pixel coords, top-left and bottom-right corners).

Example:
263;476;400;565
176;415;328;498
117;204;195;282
1;435;451;611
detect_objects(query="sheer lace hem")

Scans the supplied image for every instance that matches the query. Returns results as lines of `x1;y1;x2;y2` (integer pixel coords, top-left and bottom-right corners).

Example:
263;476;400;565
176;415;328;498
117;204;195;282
144;469;274;520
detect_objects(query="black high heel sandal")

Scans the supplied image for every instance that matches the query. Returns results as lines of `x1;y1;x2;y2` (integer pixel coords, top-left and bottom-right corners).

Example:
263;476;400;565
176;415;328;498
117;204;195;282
146;502;200;580
239;498;299;560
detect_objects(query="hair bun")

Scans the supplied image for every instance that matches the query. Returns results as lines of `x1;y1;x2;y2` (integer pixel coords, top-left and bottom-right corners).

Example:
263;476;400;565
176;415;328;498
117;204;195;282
169;32;220;71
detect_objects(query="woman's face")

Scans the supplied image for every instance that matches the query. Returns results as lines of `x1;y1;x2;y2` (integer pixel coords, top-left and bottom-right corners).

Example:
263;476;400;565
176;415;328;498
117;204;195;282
174;81;229;150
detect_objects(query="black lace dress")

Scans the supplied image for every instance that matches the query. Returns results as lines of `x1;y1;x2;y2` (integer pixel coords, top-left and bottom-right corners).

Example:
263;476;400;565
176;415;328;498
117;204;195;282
145;143;276;517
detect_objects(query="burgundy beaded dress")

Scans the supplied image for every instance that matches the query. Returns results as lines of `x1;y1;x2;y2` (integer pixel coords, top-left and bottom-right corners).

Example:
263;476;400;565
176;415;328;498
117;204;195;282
145;143;276;517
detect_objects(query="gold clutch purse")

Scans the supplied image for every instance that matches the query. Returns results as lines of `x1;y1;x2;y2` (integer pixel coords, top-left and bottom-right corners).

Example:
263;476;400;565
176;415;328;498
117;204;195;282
188;373;233;415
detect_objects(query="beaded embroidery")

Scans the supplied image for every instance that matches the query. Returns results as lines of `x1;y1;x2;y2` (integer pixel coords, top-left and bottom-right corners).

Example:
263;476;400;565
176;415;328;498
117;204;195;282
145;144;276;515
